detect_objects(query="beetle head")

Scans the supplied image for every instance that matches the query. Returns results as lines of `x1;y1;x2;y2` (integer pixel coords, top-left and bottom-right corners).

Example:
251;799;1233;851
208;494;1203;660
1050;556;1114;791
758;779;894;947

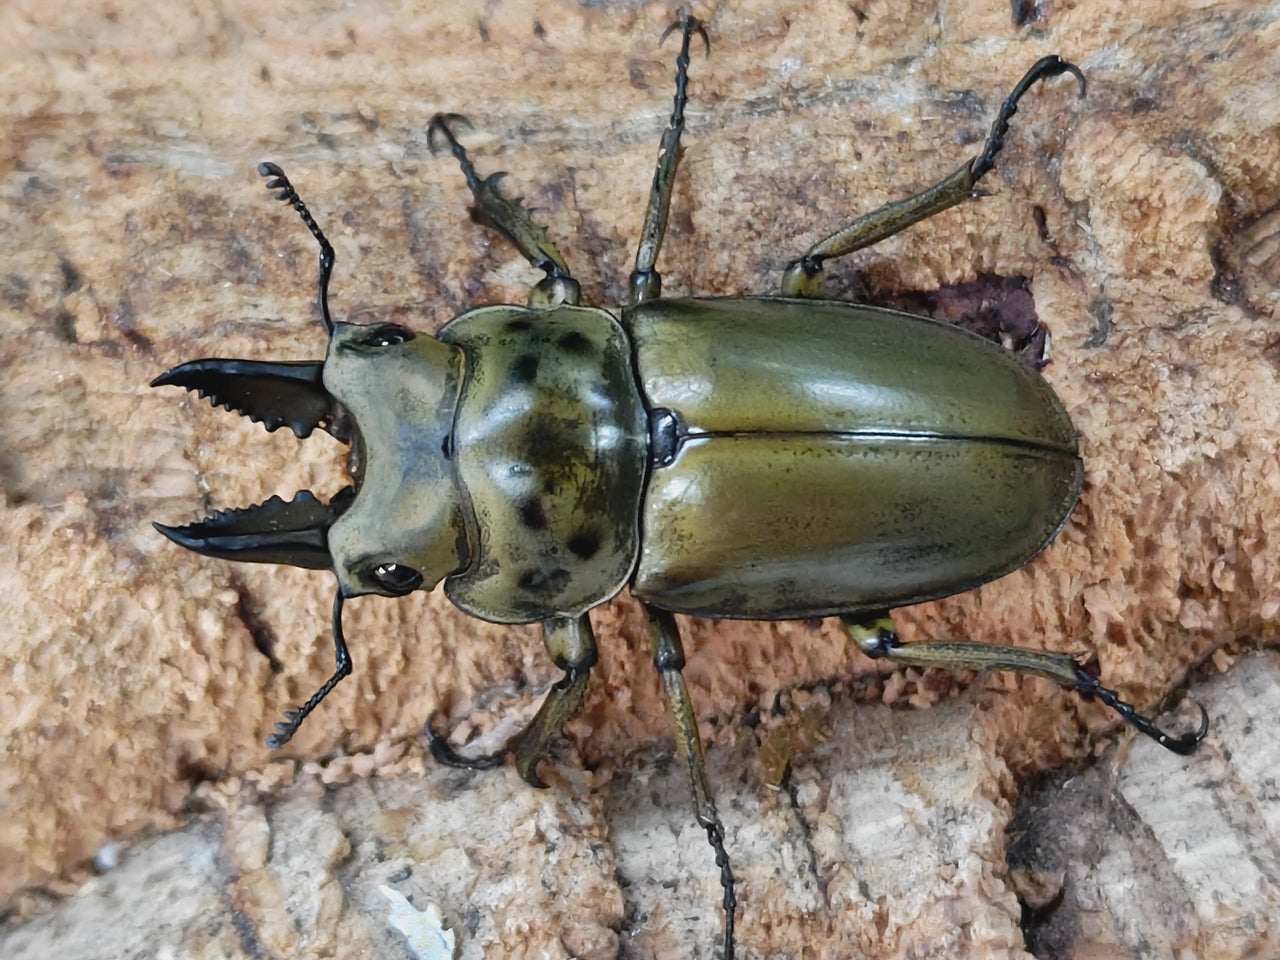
152;321;470;599
149;161;484;747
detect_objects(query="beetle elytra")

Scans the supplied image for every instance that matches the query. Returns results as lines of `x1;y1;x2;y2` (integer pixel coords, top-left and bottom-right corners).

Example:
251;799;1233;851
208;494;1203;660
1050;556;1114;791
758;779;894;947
152;18;1207;959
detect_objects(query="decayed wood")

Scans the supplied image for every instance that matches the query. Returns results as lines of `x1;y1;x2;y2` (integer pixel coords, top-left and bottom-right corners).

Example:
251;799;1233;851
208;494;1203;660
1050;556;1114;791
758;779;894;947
2;0;1279;957
3;654;1277;959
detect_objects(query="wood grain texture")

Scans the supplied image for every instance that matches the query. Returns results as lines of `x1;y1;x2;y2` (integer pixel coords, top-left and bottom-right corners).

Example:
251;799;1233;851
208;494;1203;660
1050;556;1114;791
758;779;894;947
2;0;1278;957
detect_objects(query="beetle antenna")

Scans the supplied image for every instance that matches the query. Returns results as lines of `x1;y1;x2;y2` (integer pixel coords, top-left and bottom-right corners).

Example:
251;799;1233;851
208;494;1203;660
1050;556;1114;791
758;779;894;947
257;161;337;336
266;589;352;748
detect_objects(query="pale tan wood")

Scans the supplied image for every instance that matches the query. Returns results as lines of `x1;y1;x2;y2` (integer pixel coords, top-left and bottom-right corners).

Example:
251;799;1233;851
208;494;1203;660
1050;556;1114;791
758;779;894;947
2;0;1279;956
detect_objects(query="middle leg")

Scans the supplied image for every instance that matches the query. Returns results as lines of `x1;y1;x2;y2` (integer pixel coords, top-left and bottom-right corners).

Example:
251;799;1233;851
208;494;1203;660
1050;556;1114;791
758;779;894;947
628;16;710;305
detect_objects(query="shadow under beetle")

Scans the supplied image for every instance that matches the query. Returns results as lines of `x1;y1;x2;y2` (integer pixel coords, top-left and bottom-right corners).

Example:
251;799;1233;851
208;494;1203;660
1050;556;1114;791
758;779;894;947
152;18;1208;959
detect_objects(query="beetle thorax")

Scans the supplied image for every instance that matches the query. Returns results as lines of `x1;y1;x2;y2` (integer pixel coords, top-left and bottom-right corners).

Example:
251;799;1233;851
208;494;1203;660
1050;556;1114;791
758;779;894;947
436;304;648;623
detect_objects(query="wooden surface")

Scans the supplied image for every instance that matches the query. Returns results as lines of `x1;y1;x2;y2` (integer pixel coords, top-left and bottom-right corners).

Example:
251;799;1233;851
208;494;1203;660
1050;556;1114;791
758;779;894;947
2;0;1279;957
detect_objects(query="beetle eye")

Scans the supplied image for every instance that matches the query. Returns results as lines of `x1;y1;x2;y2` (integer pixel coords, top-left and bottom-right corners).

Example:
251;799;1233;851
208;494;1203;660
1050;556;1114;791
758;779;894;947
360;323;415;347
370;562;423;595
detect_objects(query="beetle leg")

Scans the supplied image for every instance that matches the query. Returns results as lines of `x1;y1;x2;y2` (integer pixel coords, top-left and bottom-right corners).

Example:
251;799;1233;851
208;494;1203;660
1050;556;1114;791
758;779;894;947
842;613;1208;755
628;16;710;305
643;604;737;960
510;615;598;786
426;113;581;307
425;614;597;787
780;56;1086;298
266;589;352;748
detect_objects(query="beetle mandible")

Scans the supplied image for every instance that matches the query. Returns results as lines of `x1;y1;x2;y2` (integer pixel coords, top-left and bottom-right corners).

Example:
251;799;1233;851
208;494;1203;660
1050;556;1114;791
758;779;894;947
152;18;1208;959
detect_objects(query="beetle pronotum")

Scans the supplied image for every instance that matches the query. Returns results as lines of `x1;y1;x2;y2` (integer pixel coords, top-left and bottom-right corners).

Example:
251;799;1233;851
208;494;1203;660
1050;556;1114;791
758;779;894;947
152;17;1207;958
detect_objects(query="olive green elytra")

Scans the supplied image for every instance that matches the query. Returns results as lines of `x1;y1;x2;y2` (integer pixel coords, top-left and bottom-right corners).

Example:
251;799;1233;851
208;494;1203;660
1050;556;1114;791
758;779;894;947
151;18;1206;960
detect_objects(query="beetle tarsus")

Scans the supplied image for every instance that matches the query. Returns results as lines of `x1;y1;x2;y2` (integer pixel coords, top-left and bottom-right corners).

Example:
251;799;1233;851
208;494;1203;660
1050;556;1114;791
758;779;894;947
660;14;710;57
704;819;736;960
423;711;509;771
970;55;1086;181
1072;666;1209;755
426;114;482;193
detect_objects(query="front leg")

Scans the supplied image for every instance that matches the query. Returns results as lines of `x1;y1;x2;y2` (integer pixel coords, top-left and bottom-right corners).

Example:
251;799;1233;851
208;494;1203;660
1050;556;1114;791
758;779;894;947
427;113;581;308
426;614;597;787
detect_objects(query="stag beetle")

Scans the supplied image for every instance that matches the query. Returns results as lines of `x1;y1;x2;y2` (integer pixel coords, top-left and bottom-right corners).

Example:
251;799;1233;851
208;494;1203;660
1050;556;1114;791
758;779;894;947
153;18;1207;959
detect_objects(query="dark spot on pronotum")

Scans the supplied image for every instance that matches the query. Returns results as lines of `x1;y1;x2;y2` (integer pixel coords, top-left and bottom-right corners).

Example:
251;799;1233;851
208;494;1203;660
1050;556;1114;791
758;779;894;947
524;418;559;452
557;331;592;355
440;433;454;460
517;567;571;594
567;529;601;560
505;318;534;332
510;353;540;383
518;498;548;530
